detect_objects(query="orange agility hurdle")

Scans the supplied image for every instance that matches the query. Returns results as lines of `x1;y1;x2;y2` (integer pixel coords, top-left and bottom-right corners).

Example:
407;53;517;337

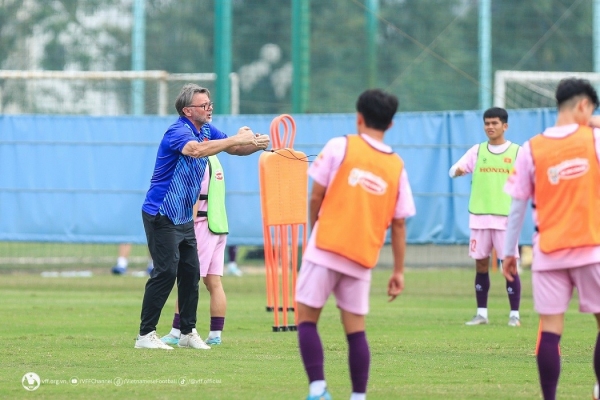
258;114;308;332
491;248;498;273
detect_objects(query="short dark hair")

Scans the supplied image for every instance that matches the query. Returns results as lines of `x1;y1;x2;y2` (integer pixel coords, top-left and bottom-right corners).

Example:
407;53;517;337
555;78;599;110
483;107;508;123
356;89;399;131
175;83;210;116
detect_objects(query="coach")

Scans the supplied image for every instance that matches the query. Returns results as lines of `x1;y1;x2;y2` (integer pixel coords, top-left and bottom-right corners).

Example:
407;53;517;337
135;83;269;349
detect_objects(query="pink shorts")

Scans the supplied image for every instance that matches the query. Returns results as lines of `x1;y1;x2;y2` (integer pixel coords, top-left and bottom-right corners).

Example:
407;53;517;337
295;260;371;315
469;229;519;260
194;218;227;277
532;263;600;315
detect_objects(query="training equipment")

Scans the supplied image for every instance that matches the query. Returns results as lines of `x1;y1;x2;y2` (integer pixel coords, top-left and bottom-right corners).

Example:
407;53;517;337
134;331;173;350
491;248;498;273
465;314;489;326
494;70;600;109
178;332;211;350
259;114;308;332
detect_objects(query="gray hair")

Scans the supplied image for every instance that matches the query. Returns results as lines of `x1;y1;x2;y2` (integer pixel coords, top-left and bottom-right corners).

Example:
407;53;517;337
175;83;211;115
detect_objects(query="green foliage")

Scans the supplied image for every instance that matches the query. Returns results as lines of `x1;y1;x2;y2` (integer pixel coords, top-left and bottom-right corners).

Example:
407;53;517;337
0;0;597;113
0;268;597;399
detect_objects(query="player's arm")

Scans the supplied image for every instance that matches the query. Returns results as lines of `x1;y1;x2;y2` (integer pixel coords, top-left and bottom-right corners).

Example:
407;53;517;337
449;145;478;177
502;197;528;282
181;127;257;158
226;133;270;156
308;181;327;231
388;218;406;302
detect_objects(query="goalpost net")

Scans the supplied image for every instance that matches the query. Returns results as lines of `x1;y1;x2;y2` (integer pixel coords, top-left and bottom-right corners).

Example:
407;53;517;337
0;70;240;115
494;70;600;109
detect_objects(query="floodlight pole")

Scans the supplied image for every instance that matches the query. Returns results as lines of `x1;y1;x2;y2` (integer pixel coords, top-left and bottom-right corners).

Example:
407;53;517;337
215;0;232;114
292;0;310;113
365;0;379;88
594;0;600;72
478;0;491;109
131;0;146;115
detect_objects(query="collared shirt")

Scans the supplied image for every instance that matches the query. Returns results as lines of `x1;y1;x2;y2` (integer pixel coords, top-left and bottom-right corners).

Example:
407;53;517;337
142;117;227;225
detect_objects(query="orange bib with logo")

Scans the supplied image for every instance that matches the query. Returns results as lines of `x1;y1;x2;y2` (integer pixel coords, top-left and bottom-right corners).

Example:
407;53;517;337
316;135;403;268
530;126;600;253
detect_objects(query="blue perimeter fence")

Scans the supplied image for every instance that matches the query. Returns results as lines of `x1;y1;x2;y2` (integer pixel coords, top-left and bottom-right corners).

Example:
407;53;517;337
0;109;556;246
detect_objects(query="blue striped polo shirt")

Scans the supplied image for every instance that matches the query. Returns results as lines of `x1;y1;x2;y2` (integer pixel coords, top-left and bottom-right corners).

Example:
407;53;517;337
142;117;227;225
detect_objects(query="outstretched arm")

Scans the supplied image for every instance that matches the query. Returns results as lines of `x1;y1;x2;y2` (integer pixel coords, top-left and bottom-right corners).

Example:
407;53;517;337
449;144;479;178
181;126;257;158
226;133;271;155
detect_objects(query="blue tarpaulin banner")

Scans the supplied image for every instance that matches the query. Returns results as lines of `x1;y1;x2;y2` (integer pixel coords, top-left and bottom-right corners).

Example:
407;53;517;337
0;109;556;245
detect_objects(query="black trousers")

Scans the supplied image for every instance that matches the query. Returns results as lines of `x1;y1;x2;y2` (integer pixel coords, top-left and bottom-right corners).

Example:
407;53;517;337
140;211;199;335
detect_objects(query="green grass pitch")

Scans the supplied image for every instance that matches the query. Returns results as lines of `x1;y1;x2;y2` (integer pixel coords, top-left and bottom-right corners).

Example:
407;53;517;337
0;268;597;399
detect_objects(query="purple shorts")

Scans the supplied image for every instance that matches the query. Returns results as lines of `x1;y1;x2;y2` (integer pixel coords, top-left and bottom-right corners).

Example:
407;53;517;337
295;260;371;315
532;263;600;315
194;218;227;277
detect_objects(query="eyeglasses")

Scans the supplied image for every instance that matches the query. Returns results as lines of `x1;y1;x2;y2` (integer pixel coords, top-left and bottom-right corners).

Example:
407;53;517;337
186;102;214;110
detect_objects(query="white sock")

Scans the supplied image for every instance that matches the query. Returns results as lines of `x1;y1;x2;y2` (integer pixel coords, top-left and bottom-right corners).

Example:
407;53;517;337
117;257;128;268
509;310;520;319
309;380;326;396
169;328;180;338
350;393;366;400
228;261;238;269
477;308;488;319
191;328;198;335
208;330;222;339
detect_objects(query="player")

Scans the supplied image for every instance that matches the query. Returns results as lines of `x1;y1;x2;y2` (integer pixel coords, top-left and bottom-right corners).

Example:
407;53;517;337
161;155;231;347
226;245;243;276
449;107;522;326
503;78;600;400
295;89;416;400
110;243;154;276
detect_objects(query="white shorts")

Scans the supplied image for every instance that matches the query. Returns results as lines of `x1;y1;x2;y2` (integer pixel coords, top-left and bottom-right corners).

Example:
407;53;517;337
469;228;519;260
194;218;227;277
532;263;600;315
295;260;371;315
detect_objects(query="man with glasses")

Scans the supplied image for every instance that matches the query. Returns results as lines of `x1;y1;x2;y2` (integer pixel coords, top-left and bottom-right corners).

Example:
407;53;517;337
135;83;270;349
